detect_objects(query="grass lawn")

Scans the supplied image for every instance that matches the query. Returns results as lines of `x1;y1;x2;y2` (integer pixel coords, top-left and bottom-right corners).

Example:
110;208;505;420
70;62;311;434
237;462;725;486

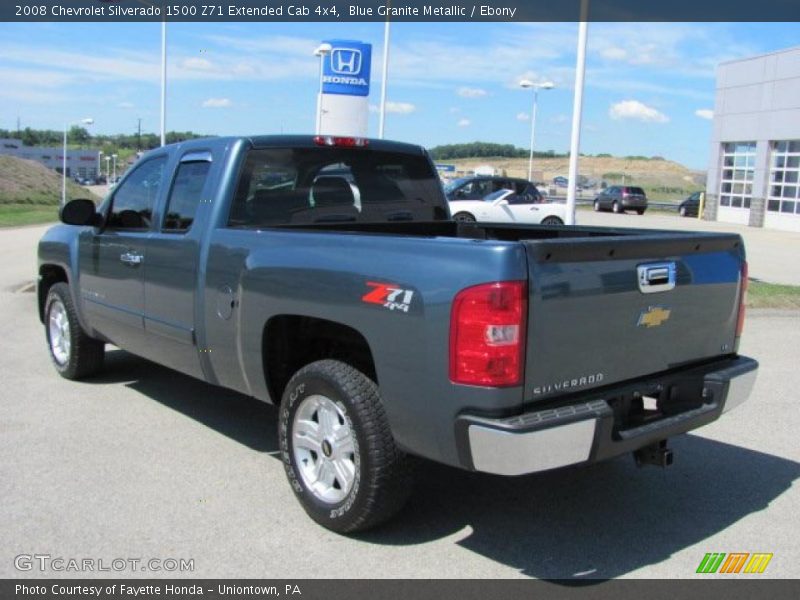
0;204;59;227
748;280;800;310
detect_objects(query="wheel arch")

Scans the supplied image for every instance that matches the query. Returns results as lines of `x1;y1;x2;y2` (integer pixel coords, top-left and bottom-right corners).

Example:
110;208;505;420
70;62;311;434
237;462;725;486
38;264;69;323
262;315;377;404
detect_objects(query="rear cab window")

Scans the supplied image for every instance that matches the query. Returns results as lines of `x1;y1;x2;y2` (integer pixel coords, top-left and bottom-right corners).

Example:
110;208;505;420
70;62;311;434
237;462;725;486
228;147;445;227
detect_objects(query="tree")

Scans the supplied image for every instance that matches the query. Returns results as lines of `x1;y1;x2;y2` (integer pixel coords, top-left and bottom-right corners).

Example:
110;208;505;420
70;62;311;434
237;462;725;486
69;126;90;145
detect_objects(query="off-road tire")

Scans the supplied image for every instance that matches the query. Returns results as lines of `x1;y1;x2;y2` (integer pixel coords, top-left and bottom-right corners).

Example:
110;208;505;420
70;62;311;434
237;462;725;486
45;282;104;379
279;359;413;533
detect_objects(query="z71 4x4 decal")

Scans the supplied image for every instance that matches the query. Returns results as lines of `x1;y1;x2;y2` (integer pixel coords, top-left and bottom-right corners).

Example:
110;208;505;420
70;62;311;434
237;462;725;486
362;282;415;313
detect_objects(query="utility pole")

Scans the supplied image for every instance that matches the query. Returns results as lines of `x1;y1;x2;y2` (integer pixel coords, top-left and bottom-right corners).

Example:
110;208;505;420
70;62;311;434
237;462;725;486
16;116;21;139
137;118;142;151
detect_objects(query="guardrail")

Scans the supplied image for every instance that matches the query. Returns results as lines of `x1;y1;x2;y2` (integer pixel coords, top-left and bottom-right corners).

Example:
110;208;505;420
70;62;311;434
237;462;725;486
544;193;683;213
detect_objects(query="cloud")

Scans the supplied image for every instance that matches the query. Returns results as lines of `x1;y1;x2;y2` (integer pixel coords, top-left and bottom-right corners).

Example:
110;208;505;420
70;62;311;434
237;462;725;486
181;57;214;71
457;87;488;99
457;118;471;127
369;102;417;115
695;108;714;120
118;102;135;109
601;47;628;61
609;100;669;123
516;112;530;121
202;97;232;109
386;101;416;114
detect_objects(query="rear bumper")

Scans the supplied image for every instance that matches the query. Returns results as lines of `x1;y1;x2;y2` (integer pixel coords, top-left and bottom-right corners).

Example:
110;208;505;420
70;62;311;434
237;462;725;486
621;198;647;208
455;356;758;476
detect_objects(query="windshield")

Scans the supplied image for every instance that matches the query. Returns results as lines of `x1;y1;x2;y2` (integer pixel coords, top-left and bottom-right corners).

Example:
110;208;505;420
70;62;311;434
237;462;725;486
443;178;469;193
484;189;510;202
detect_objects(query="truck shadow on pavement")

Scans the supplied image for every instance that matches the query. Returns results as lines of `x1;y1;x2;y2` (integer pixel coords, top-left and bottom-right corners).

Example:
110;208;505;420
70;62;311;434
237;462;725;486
93;349;800;581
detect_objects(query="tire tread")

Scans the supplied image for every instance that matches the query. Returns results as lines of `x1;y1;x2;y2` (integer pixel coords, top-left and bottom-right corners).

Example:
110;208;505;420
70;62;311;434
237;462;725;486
281;359;412;533
46;282;104;379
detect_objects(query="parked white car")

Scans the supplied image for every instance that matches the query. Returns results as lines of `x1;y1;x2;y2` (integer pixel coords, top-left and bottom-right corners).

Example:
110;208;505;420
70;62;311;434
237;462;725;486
449;189;566;225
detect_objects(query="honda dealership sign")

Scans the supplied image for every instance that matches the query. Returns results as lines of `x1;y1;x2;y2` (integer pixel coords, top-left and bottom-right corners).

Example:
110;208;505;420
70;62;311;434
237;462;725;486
319;39;371;137
322;40;372;96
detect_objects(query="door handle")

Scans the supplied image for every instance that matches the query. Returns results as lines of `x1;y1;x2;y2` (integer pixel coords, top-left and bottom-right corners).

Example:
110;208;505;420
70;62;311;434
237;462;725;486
637;262;676;293
120;252;143;266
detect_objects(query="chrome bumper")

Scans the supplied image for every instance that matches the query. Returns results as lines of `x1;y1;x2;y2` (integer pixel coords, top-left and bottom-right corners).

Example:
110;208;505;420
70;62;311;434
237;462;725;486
457;356;758;476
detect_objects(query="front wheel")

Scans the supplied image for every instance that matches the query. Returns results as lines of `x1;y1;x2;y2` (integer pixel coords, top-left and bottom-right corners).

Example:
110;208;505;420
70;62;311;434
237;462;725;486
45;282;104;379
636;209;646;215
612;201;622;214
452;212;476;223
593;200;600;212
541;216;564;225
679;206;687;217
279;360;412;533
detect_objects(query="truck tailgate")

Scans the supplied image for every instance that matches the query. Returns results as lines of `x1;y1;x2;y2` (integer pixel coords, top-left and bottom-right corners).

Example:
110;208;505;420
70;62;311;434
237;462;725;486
522;232;745;402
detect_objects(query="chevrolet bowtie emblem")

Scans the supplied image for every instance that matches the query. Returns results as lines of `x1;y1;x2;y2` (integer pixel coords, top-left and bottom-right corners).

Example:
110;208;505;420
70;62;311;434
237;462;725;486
638;306;671;328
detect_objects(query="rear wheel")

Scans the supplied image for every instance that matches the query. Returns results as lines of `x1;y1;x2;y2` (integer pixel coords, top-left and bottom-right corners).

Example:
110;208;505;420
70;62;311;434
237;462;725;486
279;359;412;533
612;201;622;214
541;216;564;225
636;209;646;215
453;212;476;223
45;282;104;380
679;206;687;217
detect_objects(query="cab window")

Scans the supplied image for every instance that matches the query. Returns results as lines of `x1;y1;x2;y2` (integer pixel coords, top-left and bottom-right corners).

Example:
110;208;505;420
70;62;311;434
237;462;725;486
106;157;167;230
163;160;212;232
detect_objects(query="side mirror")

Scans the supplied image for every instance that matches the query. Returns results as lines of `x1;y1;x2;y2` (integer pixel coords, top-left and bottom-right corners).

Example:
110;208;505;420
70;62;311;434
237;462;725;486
60;199;102;226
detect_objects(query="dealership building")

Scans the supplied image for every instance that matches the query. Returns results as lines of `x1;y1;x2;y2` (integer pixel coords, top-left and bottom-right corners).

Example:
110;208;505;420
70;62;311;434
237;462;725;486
0;138;101;180
706;46;800;232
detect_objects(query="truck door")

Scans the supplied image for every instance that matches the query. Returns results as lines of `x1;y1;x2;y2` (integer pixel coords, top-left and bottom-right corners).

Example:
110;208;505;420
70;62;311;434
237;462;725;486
78;155;168;356
141;151;214;379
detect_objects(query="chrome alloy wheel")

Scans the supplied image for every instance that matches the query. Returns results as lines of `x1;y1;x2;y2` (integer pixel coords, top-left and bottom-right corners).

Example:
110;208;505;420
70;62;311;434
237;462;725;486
48;299;71;365
292;394;358;504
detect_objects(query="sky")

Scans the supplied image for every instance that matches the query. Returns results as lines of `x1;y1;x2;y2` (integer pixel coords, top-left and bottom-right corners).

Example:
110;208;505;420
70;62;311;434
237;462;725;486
0;21;797;169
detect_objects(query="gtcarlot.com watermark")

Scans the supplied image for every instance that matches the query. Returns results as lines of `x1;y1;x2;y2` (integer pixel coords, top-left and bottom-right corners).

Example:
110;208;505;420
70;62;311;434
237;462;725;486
14;554;194;573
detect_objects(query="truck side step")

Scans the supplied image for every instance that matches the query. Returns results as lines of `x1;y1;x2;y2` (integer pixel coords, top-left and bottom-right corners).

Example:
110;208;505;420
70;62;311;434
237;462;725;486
634;440;673;468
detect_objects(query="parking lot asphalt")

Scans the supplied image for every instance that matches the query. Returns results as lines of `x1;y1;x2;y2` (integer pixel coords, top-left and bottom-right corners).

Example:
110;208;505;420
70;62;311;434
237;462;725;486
1;223;798;580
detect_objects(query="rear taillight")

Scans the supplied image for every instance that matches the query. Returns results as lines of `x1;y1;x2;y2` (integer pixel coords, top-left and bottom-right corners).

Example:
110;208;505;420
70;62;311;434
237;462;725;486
736;261;748;339
449;281;527;387
313;136;369;147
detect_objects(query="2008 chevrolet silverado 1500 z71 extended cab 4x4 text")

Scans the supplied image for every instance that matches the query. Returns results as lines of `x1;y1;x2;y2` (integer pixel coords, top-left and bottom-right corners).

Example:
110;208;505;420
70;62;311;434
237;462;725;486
38;135;757;532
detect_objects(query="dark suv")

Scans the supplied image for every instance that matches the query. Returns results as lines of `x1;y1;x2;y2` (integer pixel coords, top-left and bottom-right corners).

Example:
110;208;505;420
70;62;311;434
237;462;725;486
594;186;648;215
445;176;542;202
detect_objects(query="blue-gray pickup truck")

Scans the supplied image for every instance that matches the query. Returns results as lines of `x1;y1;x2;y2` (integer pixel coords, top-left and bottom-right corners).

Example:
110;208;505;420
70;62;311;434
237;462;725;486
38;135;758;532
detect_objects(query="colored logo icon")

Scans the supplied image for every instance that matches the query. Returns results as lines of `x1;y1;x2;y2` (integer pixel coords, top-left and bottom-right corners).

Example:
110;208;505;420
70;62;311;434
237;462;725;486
696;552;773;574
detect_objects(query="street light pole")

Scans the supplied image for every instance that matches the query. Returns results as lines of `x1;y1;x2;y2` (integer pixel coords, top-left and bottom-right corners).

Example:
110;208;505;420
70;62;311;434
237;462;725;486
519;80;554;183
160;21;167;147
378;19;391;139
313;43;333;135
565;0;590;226
62;117;93;206
112;154;118;182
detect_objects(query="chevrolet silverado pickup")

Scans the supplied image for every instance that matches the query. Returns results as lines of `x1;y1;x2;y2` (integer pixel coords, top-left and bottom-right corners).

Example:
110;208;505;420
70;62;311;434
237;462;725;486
38;135;758;533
